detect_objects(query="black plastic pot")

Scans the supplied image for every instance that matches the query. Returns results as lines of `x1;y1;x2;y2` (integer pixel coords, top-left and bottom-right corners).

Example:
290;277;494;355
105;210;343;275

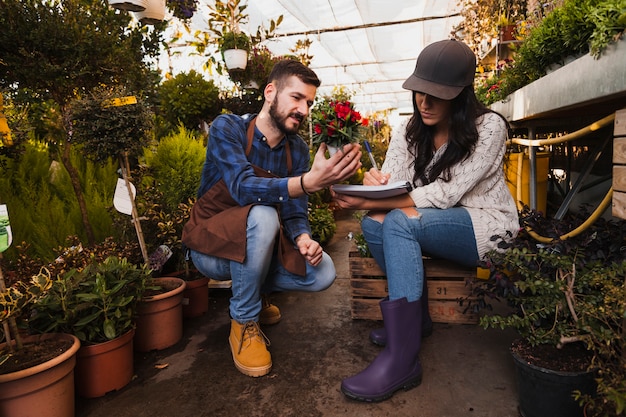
512;350;597;417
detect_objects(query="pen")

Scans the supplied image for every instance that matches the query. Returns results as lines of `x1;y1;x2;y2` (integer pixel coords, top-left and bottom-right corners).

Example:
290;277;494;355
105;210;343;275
363;140;379;171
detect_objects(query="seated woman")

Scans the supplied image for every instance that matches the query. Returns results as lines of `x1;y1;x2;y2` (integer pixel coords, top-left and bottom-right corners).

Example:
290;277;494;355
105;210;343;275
332;39;519;402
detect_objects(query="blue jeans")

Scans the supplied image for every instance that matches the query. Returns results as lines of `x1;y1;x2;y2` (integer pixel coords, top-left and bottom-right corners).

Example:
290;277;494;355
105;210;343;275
190;205;336;323
361;207;478;302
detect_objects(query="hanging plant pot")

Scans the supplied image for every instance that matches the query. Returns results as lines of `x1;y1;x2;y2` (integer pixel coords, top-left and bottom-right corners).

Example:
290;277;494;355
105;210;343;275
134;277;186;352
108;0;148;12
134;0;165;25
223;49;248;71
74;329;135;398
0;333;80;417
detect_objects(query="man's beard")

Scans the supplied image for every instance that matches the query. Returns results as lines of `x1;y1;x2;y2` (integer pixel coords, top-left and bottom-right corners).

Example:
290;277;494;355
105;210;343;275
269;98;303;135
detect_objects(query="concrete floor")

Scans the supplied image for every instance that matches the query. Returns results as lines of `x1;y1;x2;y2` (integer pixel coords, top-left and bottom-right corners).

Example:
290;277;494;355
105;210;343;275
76;210;520;417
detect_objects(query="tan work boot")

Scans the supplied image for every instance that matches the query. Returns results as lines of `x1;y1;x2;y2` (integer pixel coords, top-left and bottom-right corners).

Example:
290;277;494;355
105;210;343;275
228;320;272;377
259;294;282;325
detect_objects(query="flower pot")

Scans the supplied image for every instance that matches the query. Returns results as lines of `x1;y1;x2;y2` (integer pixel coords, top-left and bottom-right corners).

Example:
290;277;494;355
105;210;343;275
0;333;80;417
182;276;209;318
498;24;516;42
327;144;342;156
133;0;165;25
108;0;147;12
223;49;248;71
74;329;135;398
512;347;597;417
134;277;186;352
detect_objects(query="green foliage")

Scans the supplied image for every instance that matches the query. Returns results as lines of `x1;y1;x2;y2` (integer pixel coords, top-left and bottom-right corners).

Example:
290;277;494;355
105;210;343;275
474;206;626;415
479;0;626;105
220;31;251;52
29;256;151;344
70;87;154;163
0;140;117;261
158;71;222;133
307;191;336;245
0;0;162;107
143;125;205;212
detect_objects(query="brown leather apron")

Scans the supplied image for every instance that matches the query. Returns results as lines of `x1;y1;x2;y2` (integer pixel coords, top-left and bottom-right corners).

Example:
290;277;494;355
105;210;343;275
182;117;306;276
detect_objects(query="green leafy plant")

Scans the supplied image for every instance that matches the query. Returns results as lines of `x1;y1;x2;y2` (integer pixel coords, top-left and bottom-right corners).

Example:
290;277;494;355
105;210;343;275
307;190;336;245
29;256;151;344
472;206;626;415
157;71;222;133
478;0;626;105
0;268;53;366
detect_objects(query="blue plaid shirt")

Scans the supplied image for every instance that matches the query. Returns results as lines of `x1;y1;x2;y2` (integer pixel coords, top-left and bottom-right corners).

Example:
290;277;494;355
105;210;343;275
198;113;311;242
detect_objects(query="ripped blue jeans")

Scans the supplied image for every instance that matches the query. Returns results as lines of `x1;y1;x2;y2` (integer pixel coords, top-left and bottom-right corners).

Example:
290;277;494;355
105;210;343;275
361;207;479;302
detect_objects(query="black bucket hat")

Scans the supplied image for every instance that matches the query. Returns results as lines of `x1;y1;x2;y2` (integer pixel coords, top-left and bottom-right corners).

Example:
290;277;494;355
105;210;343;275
402;39;476;100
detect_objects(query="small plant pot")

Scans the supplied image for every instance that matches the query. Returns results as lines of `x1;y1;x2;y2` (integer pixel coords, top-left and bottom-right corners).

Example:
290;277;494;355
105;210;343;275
134;277;186;352
182;276;210;318
108;0;147;12
133;0;165;24
223;49;248;70
74;329;135;398
0;333;80;417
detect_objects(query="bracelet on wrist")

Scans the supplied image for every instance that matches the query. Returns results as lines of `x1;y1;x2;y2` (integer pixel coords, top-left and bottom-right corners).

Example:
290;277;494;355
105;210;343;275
300;173;312;196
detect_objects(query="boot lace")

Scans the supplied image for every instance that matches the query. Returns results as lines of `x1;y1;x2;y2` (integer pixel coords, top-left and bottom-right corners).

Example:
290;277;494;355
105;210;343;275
237;321;271;354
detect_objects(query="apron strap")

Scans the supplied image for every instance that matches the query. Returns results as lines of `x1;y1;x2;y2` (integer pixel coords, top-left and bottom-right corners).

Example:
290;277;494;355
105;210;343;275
245;117;293;175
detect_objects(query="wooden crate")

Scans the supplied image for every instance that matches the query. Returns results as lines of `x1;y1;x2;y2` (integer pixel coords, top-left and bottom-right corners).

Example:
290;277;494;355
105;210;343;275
348;252;479;324
613;108;626;219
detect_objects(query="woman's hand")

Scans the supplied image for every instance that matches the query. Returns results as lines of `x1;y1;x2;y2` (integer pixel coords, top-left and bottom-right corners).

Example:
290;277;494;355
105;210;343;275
363;168;391;186
330;188;370;210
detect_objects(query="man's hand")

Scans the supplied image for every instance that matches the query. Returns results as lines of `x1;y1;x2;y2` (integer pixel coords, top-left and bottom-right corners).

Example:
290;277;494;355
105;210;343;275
295;234;323;266
304;143;362;193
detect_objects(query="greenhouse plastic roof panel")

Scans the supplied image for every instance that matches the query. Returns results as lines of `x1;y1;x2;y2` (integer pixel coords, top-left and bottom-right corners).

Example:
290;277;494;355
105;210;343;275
246;0;463;114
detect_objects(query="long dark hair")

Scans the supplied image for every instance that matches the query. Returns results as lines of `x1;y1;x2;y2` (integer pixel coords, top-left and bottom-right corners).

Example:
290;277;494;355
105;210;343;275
406;86;495;186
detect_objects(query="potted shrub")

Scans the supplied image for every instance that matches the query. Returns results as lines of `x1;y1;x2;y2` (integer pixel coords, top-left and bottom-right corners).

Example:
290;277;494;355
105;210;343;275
220;31;251;71
472;206;626;417
0;268;81;417
26;240;151;398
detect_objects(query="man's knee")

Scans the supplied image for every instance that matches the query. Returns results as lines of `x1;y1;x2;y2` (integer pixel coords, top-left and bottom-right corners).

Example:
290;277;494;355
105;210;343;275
248;205;280;234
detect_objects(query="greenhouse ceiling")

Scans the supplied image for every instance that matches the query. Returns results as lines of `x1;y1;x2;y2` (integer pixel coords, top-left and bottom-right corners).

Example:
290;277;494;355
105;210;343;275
164;0;464;116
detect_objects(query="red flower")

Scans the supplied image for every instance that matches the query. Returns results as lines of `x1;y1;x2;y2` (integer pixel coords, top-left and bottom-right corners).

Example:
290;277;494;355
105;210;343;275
311;99;367;147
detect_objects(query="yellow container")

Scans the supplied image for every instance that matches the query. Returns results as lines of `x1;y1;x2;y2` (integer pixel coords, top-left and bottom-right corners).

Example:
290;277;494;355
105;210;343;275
505;152;550;214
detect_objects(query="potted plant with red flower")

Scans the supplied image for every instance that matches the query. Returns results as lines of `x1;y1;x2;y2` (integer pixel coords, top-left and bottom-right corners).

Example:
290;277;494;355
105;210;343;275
311;92;368;155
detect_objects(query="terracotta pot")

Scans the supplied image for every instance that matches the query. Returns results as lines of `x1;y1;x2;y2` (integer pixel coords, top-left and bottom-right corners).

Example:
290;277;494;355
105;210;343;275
181;276;210;318
134;277;186;351
0;333;80;417
74;329;135;398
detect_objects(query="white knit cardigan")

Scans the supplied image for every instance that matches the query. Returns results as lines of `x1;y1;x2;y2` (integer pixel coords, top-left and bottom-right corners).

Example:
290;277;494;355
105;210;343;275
381;112;520;259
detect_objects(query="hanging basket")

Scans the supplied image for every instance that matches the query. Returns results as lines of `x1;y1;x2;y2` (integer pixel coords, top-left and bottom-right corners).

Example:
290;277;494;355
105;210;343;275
134;0;166;25
108;0;148;12
223;49;248;71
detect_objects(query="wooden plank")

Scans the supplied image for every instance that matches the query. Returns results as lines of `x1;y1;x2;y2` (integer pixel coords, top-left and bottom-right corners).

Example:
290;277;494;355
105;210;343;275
613;137;626;164
612;191;626;220
349;278;474;300
615;108;626;137
613;166;626;192
350;298;478;324
349;278;388;298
